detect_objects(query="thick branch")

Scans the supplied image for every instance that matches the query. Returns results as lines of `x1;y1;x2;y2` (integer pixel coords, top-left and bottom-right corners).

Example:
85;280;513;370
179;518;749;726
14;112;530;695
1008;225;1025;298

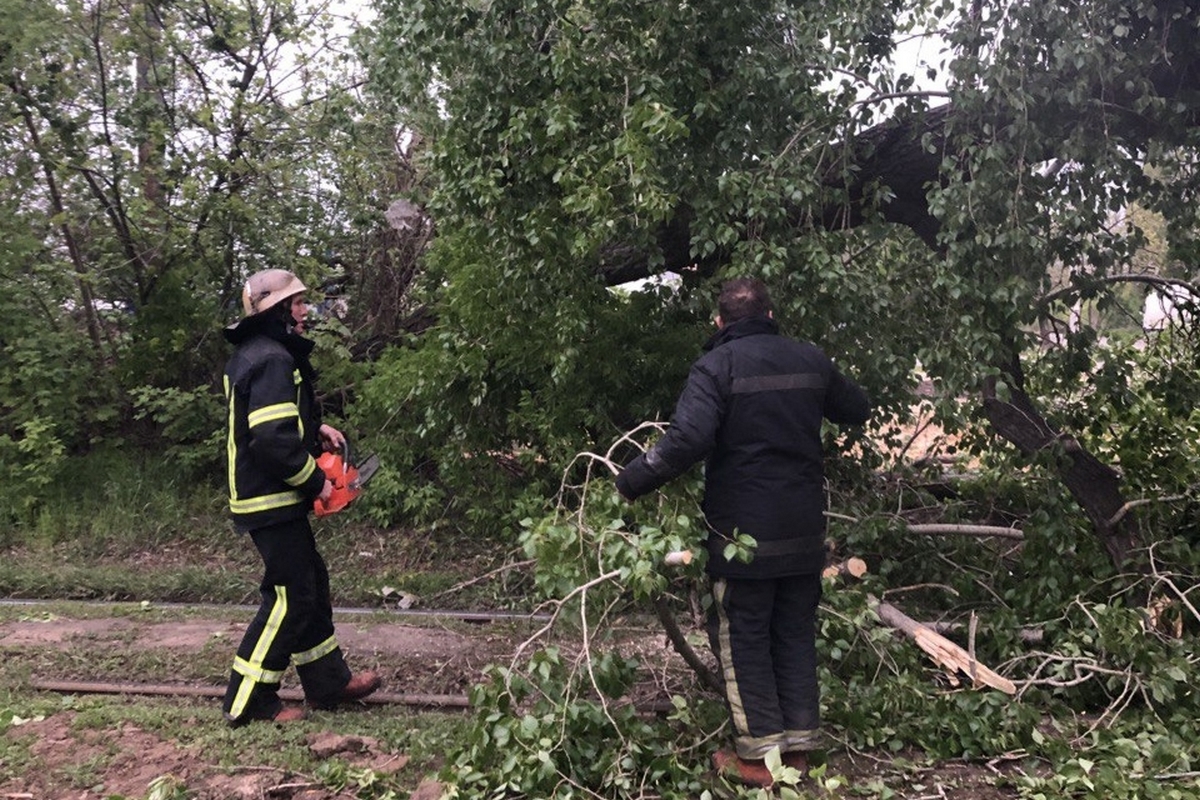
653;594;722;694
982;371;1138;566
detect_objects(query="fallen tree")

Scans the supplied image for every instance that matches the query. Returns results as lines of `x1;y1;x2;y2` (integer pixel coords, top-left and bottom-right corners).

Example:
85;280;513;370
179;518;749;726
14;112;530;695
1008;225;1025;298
587;0;1200;570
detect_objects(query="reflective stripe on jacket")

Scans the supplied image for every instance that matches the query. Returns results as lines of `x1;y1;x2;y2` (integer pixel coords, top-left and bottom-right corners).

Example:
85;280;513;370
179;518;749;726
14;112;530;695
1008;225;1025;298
617;315;870;578
224;334;326;532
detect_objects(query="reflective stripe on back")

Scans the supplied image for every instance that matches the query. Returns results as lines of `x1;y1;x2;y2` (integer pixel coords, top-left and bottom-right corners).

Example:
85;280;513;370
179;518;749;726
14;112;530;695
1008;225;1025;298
731;373;826;394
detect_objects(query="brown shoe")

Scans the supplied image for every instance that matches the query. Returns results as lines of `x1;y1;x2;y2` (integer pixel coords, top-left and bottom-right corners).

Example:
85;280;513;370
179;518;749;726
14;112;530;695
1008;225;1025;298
782;750;808;772
225;703;307;727
271;705;308;723
712;749;773;788
339;670;382;702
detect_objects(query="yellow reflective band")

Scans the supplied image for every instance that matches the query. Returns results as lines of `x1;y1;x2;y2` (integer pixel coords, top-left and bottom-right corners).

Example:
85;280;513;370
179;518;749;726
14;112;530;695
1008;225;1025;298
227;586;289;719
295;379;306;438
739;733;787;760
230;490;304;514
293;635;339;666
248;402;299;428
225;376;238;503
783;728;823;751
713;579;751;736
231;657;285;684
285;457;316;487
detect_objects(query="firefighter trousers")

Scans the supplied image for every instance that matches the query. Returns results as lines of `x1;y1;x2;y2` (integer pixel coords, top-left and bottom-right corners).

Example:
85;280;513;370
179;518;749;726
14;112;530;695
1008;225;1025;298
707;573;824;759
222;517;352;722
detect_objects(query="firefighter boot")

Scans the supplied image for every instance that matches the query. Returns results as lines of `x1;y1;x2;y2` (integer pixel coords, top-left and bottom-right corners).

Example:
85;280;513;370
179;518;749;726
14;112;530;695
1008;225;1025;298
225;703;307;727
782;749;809;772
712;749;774;789
339;670;382;702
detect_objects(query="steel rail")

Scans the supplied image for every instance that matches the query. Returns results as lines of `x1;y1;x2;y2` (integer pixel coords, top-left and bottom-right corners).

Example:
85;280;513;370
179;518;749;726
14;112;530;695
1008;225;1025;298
29;679;472;709
0;598;552;624
28;679;677;715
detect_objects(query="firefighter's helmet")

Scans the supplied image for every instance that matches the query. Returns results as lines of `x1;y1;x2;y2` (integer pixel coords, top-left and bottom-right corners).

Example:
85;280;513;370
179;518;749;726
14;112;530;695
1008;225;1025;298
241;269;307;317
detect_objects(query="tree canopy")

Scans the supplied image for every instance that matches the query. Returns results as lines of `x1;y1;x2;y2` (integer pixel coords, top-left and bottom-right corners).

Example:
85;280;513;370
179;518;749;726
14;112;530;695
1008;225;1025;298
3;0;1200;797
354;3;1200;795
0;0;403;511
362;0;1200;565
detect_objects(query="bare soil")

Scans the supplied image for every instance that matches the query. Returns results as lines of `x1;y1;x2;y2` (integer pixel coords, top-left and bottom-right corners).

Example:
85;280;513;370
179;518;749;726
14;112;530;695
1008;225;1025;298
0;606;1023;800
0;607;517;800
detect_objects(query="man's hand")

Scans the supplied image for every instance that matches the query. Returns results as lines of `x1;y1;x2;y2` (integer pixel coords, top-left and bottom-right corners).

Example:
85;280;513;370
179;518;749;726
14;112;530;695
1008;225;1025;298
319;423;345;452
318;478;334;502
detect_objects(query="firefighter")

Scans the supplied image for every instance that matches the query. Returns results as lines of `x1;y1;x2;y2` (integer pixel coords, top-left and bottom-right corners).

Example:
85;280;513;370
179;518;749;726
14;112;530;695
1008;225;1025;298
617;277;870;788
220;268;381;725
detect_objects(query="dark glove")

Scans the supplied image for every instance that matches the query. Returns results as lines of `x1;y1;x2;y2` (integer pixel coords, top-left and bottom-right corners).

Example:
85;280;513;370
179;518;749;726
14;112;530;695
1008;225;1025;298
615;469;637;502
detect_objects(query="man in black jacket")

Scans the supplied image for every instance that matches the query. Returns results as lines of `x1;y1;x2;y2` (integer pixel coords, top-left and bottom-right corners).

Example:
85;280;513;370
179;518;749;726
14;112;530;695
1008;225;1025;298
617;277;869;787
220;269;381;726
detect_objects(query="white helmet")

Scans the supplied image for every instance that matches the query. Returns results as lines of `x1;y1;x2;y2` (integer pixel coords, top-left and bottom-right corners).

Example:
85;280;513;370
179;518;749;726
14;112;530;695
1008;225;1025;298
241;269;307;317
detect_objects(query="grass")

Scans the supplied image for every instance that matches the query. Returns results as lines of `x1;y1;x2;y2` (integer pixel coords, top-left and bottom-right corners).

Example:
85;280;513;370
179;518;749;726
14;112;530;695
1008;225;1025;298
0;444;536;610
0;593;517;797
0;598;485;796
0;447;530;798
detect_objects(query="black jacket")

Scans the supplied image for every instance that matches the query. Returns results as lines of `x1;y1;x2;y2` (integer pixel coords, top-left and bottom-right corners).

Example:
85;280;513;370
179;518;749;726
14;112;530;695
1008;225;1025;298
617;315;870;578
222;314;327;532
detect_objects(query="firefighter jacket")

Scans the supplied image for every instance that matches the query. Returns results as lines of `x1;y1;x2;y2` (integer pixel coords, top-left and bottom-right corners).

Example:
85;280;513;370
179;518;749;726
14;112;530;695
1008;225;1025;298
222;314;327;533
617;315;870;579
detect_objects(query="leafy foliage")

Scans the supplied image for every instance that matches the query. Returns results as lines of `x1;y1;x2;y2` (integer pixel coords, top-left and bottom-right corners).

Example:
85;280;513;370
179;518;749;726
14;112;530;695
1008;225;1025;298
0;0;404;517
3;0;1200;796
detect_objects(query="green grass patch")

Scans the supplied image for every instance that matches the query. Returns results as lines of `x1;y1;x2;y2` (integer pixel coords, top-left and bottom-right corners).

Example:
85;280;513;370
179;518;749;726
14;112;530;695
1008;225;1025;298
0;447;536;611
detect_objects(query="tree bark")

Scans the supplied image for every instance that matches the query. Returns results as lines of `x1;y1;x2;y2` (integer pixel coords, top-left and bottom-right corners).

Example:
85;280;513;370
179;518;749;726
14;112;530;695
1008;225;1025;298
982;372;1138;567
652;593;723;695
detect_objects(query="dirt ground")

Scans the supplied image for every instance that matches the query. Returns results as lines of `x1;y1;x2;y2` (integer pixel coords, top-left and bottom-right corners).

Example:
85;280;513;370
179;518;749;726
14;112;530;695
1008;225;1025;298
0;609;516;800
4;714;436;800
0;607;1024;800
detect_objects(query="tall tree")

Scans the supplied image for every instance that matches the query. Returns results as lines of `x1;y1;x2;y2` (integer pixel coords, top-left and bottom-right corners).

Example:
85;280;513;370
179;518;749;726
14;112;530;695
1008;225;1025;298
0;0;381;422
366;0;1200;564
0;0;405;519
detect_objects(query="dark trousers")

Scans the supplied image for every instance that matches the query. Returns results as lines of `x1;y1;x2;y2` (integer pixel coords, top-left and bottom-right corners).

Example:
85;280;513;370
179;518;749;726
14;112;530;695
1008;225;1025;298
707;573;823;759
222;517;351;721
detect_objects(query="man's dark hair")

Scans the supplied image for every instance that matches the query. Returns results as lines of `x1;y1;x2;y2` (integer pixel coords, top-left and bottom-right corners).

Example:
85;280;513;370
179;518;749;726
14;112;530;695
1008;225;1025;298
718;277;772;323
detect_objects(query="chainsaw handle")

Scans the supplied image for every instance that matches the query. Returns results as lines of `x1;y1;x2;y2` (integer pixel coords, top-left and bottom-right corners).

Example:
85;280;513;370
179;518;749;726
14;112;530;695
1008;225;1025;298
312;445;362;518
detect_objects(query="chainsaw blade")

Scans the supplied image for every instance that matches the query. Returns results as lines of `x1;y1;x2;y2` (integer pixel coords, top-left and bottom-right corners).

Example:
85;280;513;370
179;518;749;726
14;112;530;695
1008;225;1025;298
350;453;380;490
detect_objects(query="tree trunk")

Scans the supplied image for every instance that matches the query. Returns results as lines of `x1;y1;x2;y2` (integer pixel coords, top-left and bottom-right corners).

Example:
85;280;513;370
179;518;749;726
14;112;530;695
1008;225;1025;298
982;374;1138;567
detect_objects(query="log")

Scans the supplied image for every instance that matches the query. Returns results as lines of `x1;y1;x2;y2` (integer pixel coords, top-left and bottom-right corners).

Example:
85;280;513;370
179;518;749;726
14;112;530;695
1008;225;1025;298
872;598;1016;695
907;524;1024;541
29;679;471;707
822;557;868;580
667;551;869;581
664;550;693;566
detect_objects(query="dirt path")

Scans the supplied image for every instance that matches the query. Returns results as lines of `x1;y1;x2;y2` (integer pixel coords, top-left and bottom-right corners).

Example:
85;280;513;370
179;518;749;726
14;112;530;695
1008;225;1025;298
0;605;531;800
0;612;495;668
0;605;1022;800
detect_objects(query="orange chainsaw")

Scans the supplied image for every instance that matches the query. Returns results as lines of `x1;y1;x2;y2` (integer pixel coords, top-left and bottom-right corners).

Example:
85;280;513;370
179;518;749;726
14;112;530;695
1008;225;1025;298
313;440;380;517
